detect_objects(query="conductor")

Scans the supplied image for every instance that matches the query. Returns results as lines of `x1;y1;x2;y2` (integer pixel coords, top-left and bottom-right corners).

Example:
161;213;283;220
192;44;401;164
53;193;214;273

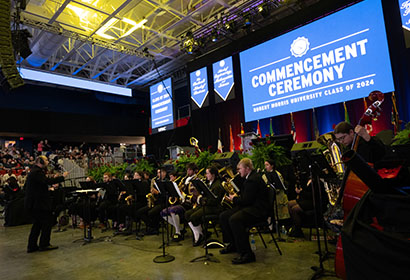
25;155;68;253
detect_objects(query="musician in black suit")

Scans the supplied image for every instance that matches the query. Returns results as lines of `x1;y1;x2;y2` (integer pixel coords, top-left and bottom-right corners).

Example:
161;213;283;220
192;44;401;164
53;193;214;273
185;165;226;246
136;167;168;235
219;158;269;264
333;121;385;164
25;155;68;253
97;173;119;228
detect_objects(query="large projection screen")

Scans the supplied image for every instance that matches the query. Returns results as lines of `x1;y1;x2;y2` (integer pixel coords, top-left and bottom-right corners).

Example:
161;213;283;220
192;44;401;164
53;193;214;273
150;78;174;132
239;0;395;122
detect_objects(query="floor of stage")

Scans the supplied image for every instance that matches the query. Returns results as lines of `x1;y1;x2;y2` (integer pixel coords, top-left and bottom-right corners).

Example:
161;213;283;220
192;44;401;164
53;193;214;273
0;219;340;280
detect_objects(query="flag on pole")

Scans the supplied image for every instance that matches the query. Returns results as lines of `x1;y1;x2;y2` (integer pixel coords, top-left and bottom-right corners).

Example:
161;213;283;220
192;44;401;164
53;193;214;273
343;102;350;124
229;125;234;152
269;118;274;136
363;97;368;110
312;108;320;140
391;92;402;135
217;128;223;153
290;112;297;143
239;123;244;151
257;120;262;138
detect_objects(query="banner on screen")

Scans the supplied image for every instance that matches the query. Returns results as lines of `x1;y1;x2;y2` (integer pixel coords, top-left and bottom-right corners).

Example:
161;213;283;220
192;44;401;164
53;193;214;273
190;67;209;109
213;57;235;103
150;78;174;132
399;0;410;31
239;0;394;122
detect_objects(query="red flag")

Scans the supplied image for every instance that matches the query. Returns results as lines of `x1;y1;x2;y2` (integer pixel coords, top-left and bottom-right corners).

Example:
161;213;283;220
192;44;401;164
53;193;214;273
229;125;234;152
239;123;244;151
257;120;262;138
290;112;297;143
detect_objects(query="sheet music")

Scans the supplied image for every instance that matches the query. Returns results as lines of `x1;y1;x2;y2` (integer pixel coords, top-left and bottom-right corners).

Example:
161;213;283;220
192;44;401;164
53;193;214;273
172;182;184;200
153;180;161;193
231;181;240;193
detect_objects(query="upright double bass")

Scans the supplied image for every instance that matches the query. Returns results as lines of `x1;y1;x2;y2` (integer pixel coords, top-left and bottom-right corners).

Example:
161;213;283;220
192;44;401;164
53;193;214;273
334;90;384;279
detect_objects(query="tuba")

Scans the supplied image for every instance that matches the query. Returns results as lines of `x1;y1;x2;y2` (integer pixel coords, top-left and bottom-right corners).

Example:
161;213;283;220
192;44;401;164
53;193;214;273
220;173;240;208
317;132;344;205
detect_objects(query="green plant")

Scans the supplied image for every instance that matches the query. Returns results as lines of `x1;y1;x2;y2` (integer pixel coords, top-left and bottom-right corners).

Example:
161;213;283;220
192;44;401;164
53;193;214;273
194;150;216;170
392;123;410;146
131;158;156;174
87;163;128;182
174;153;196;174
250;140;291;170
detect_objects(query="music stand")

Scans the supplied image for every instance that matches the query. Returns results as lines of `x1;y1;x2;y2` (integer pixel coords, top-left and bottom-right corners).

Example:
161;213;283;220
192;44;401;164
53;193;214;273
189;179;220;264
114;180;136;236
153;181;175;263
307;154;337;279
72;187;99;246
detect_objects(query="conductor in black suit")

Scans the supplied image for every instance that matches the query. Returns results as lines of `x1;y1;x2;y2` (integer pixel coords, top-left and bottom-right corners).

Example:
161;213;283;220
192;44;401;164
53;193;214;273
219;158;269;264
25;156;68;253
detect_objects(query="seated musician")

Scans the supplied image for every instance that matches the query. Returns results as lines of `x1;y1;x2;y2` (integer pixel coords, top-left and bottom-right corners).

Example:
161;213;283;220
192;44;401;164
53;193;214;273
219;158;269;264
288;177;328;238
115;174;134;232
159;171;186;242
97;173;118;229
262;159;290;222
136;167;168;235
131;170;150;223
185;165;225;246
333;121;385;163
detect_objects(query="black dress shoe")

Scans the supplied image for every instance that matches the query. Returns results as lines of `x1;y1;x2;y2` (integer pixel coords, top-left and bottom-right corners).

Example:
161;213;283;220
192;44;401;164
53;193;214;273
172;234;183;242
193;234;204;247
39;245;59;251
27;247;39;253
231;252;256;264
288;227;304;238
219;244;236;254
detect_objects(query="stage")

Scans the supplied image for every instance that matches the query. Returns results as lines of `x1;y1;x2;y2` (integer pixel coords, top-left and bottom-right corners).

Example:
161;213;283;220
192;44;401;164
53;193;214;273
0;220;339;280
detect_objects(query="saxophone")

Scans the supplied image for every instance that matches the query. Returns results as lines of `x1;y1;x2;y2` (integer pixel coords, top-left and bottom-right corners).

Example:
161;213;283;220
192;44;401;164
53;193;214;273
146;177;158;208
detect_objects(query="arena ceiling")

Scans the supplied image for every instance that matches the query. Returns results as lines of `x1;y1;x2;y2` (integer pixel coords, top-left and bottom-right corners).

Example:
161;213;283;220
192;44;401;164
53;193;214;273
13;0;319;90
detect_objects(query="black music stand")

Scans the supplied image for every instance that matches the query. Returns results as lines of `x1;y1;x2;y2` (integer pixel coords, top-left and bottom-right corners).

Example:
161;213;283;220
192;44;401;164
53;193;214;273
267;182;286;242
159;181;182;247
114;180;136;236
153;181;175;263
72;187;99;246
189;179;220;264
307;154;337;279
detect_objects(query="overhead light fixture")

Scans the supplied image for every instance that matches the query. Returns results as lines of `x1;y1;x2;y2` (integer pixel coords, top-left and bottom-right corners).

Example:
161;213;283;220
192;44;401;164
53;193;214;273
211;30;218;42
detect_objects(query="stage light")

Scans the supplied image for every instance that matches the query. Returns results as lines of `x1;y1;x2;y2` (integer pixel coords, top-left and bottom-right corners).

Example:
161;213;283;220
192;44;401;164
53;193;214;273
244;16;252;27
211;30;218;42
11;29;32;59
